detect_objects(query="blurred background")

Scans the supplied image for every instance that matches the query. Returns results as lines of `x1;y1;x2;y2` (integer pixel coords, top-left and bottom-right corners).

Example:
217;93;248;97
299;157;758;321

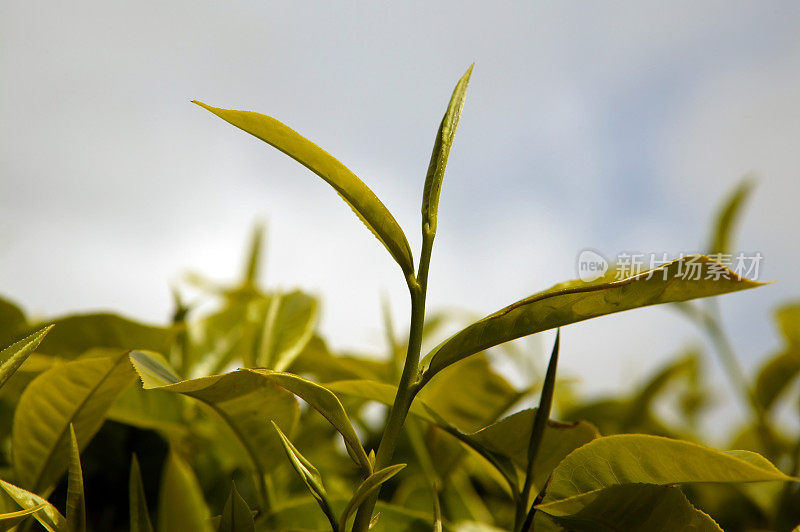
2;2;799;436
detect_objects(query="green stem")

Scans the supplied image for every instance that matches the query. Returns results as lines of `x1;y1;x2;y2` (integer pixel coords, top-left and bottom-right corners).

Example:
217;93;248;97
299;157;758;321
351;227;435;531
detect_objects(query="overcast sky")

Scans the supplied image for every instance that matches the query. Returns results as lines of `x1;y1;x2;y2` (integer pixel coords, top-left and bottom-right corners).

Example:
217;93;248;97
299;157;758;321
2;2;799;430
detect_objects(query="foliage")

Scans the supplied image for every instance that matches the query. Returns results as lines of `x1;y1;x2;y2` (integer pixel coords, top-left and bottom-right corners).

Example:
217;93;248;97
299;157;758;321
0;67;798;531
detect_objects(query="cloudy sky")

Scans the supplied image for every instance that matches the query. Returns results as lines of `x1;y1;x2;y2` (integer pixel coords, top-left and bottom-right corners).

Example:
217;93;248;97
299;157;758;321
2;2;799;429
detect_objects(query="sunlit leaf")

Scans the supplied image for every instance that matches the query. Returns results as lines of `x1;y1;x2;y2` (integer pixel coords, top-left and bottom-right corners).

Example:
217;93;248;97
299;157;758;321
193;101;414;276
0;479;66;531
422;65;472;235
256;290;318;371
66;425;86;532
157;451;213;532
0;325;53;390
542;434;794;505
339;464;405;530
129;454;154;532
0;503;48;528
421;255;764;381
219;481;255;532
12;350;136;492
536;484;722;531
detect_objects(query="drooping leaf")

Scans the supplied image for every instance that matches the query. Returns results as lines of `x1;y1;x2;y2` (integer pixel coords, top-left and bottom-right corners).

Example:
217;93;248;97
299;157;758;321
421;255;764;381
12;350;136;492
339;464;406;530
193;101;414;276
129;454;154;532
535;484;722;532
542;434;794;505
256;290;318;371
66;425;86;532
157;451;213;532
219;482;255;532
129;351;299;494
273;423;338;531
0;479;66;531
0;325;53;390
422;65;473;235
246;368;370;472
708;178;754;255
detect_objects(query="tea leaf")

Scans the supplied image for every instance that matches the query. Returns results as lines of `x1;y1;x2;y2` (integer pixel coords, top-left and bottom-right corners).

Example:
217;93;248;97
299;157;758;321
242;222;265;288
536;484;722;531
246;368;371;472
193;101;414;276
157;451;213;532
0;503;48;528
0;479;66;531
754;348;800;413
709;178;754;255
66;425;86;532
273;423;338;531
12;350;136;492
0;296;27;347
339;464;405;530
542;434;794;504
129;351;300;493
219;482;255;532
422;65;473;235
129;454;154;532
0;325;53;390
776;302;800;346
421;255;765;381
256;290;318;371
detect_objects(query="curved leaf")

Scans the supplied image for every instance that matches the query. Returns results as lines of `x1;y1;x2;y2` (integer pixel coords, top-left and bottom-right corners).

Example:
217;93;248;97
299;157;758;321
708;178;754;255
12;350;136;492
0;479;66;531
219;482;255;532
193;101;414;276
0;325;53;390
0;296;27;347
66;425;86;532
422;65;472;234
421;255;764;381
246;368;370;472
129;455;154;532
754;347;800;412
256;290;318;371
157;451;212;532
339;464;405;530
0;503;48;528
536;484;721;532
542;434;794;504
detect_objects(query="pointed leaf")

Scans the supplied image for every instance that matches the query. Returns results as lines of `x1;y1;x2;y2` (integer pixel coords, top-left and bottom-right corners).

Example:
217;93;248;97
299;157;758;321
66;425;86;532
0;479;66;532
542;434;794;505
536;484;722;531
421;255;764;381
339;464;405;530
193;101;414;276
0;325;53;390
157;451;212;532
242;223;265;288
12;350;136;492
130;455;154;532
0;503;48;528
246;368;370;472
219;482;255;532
422;65;472;234
708;178;754;255
256;291;318;371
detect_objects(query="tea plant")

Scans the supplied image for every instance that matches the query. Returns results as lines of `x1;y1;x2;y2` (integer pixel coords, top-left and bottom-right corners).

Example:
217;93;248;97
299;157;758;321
0;66;798;531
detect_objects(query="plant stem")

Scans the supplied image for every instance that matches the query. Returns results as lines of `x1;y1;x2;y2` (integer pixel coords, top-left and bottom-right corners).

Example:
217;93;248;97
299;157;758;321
351;226;435;531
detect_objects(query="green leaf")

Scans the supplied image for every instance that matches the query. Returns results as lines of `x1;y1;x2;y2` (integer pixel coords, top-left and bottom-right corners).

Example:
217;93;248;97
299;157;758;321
0;296;27;348
421;255;764;381
708;178;754;255
219;482;255;532
157;451;213;532
776;302;800;346
256;291;318;371
422;65;473;235
246;368;371;472
0;479;66;531
66;425;86;532
536;484;722;532
12;350;136;492
0;325;53;390
542;434;794;505
266;498;436;532
193;101;414;276
242;222;265;288
129;454;154;532
754;347;800;412
129;351;300;496
289;336;390;383
339;464;405;530
0;503;48;528
273;423;338;532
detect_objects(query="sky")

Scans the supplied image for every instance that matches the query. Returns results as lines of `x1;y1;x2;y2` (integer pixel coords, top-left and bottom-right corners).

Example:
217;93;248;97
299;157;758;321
2;2;799;432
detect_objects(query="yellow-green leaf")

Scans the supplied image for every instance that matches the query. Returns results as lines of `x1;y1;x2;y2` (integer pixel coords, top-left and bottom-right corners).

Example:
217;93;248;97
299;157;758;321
129;454;154;532
339;464;405;530
422;65;473;235
66;425;86;532
0;503;48;528
193;101;414;276
12;350;136;492
219;482;255;532
256;290;318;371
0;325;53;390
708;178;754;255
421;255;764;381
0;479;66;532
157;451;212;532
542;434;794;505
